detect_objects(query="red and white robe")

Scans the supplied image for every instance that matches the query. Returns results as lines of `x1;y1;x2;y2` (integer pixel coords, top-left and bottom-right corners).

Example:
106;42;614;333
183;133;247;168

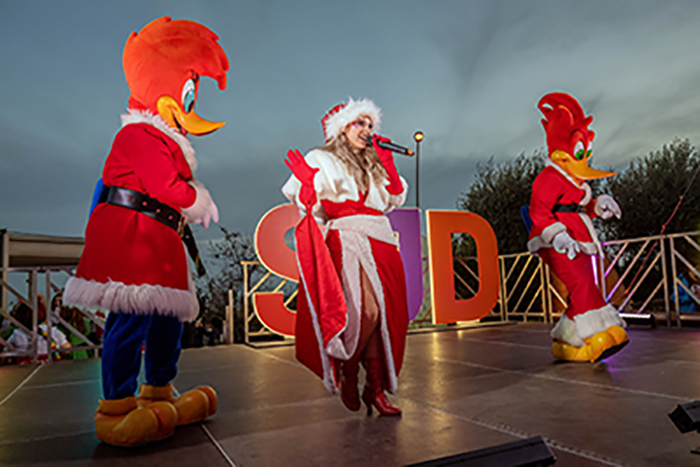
528;160;625;347
64;110;216;322
282;149;409;393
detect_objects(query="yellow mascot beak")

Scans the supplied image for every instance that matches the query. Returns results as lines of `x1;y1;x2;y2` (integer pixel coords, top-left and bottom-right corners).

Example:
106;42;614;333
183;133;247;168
157;95;226;136
550;150;616;184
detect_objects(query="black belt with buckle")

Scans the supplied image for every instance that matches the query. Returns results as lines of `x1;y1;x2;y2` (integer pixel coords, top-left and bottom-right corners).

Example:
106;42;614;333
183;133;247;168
105;186;206;277
552;203;585;214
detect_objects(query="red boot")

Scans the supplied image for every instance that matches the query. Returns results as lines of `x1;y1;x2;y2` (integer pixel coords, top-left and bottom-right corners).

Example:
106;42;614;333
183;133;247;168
361;358;401;416
340;358;361;412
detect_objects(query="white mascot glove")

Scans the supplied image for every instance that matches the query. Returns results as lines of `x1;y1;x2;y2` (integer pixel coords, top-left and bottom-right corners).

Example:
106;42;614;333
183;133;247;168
552;231;580;260
595;194;621;220
199;201;219;229
181;180;219;229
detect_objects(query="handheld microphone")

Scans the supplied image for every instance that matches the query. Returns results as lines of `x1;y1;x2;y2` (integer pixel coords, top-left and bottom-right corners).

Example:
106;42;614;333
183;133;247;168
366;135;414;156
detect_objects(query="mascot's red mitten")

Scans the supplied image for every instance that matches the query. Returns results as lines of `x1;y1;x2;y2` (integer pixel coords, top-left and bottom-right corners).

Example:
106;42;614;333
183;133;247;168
528;92;628;363
64;16;228;446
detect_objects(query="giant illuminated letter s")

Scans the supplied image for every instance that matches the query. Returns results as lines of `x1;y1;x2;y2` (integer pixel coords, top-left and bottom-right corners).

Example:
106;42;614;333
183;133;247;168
253;204;301;336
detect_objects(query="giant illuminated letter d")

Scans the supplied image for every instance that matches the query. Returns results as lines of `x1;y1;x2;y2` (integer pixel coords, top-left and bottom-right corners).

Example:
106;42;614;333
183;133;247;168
427;210;500;324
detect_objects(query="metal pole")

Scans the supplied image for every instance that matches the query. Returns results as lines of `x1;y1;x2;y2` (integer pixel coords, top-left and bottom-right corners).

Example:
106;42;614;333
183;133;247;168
415;141;420;208
499;256;508;321
413;131;423;209
45;270;52;363
228;288;234;344
1;230;8;314
660;237;671;327
243;263;250;345
670;236;682;327
539;257;549;323
30;270;38;364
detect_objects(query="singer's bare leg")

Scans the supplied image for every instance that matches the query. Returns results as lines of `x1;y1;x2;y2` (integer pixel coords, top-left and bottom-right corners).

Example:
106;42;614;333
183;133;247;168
356;267;380;358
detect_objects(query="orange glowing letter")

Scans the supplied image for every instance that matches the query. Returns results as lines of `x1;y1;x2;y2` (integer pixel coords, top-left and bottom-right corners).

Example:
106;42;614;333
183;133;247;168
426;210;500;324
253;204;301;336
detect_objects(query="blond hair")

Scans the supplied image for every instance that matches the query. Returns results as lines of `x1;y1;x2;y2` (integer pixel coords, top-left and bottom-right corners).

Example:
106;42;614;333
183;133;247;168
319;133;388;194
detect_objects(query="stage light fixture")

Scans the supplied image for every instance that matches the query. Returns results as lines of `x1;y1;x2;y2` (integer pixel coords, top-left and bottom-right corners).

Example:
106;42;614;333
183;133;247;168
406;436;557;466
669;401;700;434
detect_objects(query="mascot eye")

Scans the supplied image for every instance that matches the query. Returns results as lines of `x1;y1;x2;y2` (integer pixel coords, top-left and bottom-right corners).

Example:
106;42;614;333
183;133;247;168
574;141;585;160
181;79;196;113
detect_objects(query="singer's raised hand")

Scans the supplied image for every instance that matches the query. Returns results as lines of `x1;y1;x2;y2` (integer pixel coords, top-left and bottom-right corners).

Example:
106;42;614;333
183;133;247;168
371;135;403;195
284;149;319;208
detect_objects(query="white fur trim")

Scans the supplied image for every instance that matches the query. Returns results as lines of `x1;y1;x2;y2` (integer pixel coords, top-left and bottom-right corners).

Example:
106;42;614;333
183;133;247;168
578;213;603;256
326;215;397;246
529;162;600;256
528;222;567;253
325;214;399;393
550;315;585;347
121;109;197;172
281;149;406;226
573;304;626;340
323;98;382;141
546;159;591;197
63;275;199;322
180;180;217;224
541;222;567;244
296;255;338;393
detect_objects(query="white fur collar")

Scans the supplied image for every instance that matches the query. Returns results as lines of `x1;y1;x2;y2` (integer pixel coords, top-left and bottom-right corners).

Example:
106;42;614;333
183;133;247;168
121;109;197;172
545;159;592;204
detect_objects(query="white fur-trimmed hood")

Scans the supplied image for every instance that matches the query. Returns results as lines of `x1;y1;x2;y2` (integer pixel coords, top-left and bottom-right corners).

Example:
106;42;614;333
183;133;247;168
121;109;197;172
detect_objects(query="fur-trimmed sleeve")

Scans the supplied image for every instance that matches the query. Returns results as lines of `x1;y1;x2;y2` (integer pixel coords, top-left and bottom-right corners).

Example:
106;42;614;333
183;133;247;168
282;149;359;224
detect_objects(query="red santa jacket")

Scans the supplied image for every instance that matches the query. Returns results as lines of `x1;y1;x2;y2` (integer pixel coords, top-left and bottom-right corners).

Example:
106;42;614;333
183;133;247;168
64;112;205;321
528;161;601;256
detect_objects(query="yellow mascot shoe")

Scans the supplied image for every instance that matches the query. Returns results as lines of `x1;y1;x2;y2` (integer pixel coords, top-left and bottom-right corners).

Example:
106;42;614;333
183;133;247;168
585;331;617;363
172;386;218;425
605;325;629;347
551;340;591;362
94;396;177;447
138;383;218;426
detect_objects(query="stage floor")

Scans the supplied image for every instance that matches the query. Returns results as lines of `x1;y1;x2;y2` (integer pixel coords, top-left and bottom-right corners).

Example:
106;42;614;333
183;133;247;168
1;322;700;466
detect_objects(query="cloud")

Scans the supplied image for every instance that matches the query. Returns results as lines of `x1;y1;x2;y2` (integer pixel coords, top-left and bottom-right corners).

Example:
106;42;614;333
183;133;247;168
4;0;700;240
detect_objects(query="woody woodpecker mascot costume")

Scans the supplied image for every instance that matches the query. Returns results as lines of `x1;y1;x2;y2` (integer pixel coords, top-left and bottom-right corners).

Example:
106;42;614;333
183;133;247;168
63;17;228;446
282;98;409;416
528;92;628;363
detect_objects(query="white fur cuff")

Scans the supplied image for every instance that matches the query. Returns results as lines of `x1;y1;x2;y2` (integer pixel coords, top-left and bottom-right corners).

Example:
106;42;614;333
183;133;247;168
181;180;217;224
541;222;567;244
574;305;626;340
551;315;585;347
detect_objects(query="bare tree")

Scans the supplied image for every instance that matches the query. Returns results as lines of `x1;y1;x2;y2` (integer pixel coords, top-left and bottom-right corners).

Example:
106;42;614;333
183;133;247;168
195;226;260;343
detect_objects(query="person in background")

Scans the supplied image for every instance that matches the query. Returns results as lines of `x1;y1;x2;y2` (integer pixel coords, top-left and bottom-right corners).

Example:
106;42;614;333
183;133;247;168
5;301;70;362
673;270;700;313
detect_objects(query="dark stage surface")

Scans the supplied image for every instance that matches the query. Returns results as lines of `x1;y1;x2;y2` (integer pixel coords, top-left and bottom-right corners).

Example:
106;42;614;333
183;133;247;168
2;323;700;466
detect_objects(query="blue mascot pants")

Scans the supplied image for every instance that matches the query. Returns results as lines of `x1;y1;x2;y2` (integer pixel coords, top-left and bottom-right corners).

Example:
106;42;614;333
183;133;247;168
101;312;183;400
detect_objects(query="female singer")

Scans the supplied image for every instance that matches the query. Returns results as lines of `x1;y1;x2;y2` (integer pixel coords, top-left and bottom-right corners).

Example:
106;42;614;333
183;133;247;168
282;98;409;415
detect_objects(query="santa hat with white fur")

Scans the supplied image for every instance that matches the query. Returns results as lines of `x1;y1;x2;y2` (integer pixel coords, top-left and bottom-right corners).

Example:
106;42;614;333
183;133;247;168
321;97;382;141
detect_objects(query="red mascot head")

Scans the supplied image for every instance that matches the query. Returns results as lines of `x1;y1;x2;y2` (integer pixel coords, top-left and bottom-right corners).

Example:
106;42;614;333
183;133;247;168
123;16;229;136
538;92;615;183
